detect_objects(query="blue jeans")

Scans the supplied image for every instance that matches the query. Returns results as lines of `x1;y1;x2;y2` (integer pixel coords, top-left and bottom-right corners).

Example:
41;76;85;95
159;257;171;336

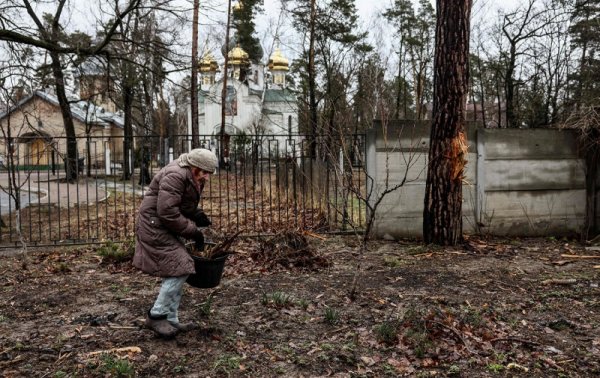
150;276;189;323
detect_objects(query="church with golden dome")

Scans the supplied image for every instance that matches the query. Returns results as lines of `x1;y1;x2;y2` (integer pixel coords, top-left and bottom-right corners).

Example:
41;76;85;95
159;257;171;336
190;39;298;151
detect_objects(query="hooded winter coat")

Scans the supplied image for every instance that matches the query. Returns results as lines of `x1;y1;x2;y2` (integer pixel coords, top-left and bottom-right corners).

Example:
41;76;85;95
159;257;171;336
133;160;204;277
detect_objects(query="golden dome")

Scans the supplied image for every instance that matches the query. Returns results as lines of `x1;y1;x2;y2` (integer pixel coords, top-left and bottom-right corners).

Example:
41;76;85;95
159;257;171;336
268;47;289;71
228;45;249;66
199;52;219;72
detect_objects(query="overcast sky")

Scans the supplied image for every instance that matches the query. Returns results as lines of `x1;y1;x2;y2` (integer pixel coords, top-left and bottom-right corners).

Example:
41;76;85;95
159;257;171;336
251;0;522;62
1;0;523;88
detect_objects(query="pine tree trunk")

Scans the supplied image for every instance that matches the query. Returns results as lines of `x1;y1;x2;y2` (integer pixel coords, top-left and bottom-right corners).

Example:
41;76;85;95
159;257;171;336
423;0;472;246
584;140;599;241
191;0;200;148
308;0;318;158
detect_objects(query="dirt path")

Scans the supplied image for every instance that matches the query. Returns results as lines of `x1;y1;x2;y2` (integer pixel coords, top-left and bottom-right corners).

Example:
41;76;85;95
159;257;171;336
0;236;598;377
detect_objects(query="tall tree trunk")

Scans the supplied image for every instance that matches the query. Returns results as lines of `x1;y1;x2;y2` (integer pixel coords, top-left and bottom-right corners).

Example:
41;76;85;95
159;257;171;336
308;0;318;158
423;0;472;246
50;51;78;181
476;51;487;127
122;76;134;181
575;43;588;112
584;133;599;241
220;0;232;165
505;44;517;128
191;0;200;148
395;40;404;119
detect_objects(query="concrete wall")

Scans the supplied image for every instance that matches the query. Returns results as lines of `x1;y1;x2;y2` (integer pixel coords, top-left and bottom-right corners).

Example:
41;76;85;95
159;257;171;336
369;121;586;239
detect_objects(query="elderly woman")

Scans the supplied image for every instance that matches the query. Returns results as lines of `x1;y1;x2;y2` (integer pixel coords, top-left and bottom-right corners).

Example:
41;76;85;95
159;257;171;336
134;148;217;337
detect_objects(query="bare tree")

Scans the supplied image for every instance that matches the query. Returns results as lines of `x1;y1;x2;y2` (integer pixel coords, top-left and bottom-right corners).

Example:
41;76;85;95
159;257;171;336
500;0;558;128
0;0;143;180
0;81;40;261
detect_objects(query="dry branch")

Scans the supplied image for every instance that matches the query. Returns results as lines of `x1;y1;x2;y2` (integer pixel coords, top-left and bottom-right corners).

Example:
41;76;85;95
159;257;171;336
560;254;600;259
541;278;577;285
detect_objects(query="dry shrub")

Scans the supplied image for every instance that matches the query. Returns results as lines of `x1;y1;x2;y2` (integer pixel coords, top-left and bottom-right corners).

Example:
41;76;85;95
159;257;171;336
251;229;331;270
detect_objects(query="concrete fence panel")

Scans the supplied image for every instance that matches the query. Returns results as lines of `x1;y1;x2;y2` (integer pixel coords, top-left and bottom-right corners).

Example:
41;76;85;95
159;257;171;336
369;121;586;239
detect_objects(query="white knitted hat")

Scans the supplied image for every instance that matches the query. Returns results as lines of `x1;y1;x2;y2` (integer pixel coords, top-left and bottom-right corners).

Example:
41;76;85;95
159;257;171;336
178;148;218;173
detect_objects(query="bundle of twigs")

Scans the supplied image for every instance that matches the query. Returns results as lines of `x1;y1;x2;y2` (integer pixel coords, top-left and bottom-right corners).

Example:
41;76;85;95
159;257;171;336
251;228;331;270
190;231;241;259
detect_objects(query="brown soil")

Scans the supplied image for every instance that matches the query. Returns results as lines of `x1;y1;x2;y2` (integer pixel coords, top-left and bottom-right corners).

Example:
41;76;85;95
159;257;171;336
0;235;599;377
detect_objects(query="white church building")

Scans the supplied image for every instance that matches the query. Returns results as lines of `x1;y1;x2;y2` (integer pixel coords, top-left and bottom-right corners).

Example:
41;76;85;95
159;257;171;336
188;43;299;158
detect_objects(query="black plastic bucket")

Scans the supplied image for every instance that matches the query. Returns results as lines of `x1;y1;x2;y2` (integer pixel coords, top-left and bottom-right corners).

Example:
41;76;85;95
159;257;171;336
186;254;228;288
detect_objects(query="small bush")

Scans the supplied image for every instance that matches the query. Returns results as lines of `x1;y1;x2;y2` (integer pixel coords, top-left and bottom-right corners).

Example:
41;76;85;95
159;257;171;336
297;298;309;310
213;355;241;375
261;291;292;308
97;240;134;263
448;364;461;376
324;307;340;325
487;363;504;373
375;321;399;345
98;354;135;377
198;294;213;317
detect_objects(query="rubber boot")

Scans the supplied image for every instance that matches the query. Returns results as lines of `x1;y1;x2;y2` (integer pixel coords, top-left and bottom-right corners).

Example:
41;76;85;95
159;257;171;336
145;311;178;338
170;321;198;332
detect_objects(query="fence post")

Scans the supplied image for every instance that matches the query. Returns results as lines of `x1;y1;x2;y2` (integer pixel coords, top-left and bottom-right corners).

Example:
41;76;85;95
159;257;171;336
128;148;133;173
366;127;377;222
163;138;169;165
105;145;111;175
475;128;486;228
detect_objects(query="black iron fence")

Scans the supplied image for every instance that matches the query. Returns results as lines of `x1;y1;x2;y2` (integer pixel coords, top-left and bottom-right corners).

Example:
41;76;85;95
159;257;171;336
0;133;367;248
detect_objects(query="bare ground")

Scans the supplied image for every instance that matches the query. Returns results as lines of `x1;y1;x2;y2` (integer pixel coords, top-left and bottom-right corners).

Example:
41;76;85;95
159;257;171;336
0;235;599;377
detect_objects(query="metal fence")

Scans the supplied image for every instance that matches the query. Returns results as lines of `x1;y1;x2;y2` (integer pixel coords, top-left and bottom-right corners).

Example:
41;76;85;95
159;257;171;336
0;133;367;248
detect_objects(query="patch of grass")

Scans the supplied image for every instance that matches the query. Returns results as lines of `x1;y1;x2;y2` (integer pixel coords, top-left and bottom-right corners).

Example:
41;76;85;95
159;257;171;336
461;306;484;327
197;294;213;317
382;363;396;375
320;342;335;351
405;244;443;255
447;364;461;376
53;371;68;378
261;291;292;308
398;307;435;356
13;342;25;350
416;372;437;378
324;307;340;325
98;353;135;377
383;255;404;267
297;298;309;310
53;333;69;350
97;240;134;263
173;357;188;373
341;341;356;352
542;290;569;299
110;284;132;299
374;321;398;345
0;314;7;323
274;344;295;358
408;330;432;358
213;354;241;376
494;352;507;363
487;363;504;373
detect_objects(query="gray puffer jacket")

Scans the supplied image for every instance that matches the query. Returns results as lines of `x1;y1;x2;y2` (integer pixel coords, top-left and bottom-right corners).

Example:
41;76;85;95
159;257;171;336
133;160;204;277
